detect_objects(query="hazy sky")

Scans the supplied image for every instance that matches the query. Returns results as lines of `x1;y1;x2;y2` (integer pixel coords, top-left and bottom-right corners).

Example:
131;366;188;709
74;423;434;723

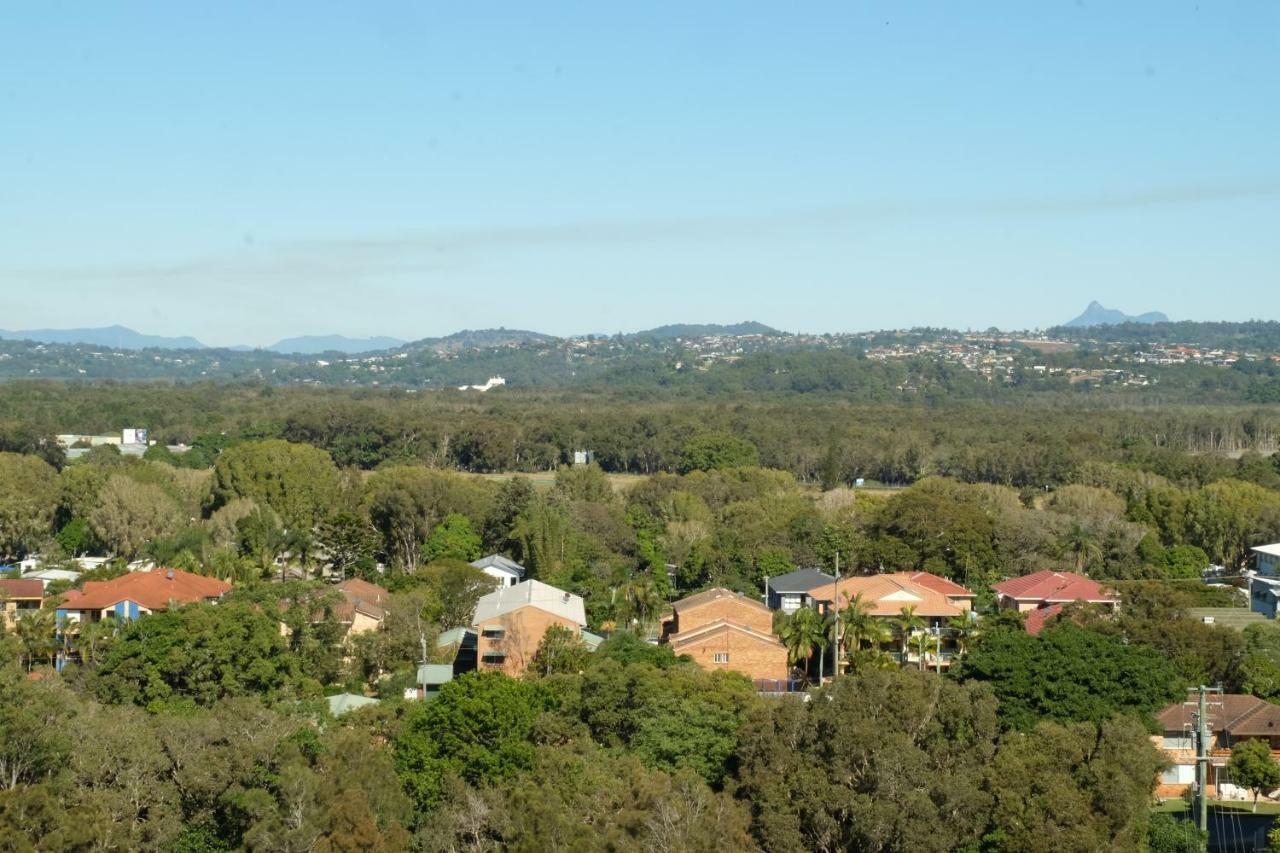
2;2;1277;346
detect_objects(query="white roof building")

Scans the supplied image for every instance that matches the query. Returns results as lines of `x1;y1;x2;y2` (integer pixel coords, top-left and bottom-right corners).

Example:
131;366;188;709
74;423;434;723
472;579;586;627
470;554;527;588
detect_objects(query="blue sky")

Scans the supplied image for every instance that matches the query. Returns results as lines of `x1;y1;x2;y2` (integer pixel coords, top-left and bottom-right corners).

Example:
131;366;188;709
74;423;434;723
1;2;1276;346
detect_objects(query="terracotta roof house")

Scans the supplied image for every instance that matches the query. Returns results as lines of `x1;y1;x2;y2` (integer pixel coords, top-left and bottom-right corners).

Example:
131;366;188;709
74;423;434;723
0;578;45;629
992;571;1118;615
801;573;976;670
328;579;389;640
1154;693;1280;799
806;573;969;620
661;587;789;685
471;579;588;676
57;568;231;625
765;568;836;615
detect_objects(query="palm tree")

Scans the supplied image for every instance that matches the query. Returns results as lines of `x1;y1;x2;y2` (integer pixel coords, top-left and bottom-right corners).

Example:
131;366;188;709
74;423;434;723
623;578;665;639
841;593;890;672
893;605;925;668
916;630;941;673
947;614;980;659
778;606;828;685
74;617;117;667
16;609;57;672
1063;522;1100;572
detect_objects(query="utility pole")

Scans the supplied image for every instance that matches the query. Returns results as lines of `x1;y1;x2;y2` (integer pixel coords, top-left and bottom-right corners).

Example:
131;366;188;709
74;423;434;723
833;551;841;681
1192;684;1221;836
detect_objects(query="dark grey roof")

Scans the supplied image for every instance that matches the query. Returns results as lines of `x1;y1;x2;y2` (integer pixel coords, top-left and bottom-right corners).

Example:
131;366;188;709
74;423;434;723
766;568;835;593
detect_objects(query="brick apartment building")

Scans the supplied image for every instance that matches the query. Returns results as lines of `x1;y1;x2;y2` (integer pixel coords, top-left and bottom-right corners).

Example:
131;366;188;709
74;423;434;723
661;587;789;683
471;579;588;676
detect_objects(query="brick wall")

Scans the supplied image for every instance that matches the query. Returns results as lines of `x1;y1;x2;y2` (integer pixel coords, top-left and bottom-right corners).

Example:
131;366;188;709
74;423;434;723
672;623;789;681
475;605;581;677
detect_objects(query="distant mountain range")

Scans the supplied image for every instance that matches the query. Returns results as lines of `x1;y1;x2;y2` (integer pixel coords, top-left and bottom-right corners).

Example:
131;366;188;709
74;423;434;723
1062;301;1169;328
0;325;207;350
266;335;406;355
0;326;410;354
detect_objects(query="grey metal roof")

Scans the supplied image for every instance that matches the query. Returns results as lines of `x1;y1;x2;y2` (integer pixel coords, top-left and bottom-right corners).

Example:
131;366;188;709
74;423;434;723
470;554;527;577
417;664;455;685
766;568;836;593
436;626;475;647
472;579;586;626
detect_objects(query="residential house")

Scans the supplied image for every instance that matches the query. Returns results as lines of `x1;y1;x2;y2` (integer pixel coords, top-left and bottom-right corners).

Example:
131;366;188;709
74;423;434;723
660;587;789;684
765;568;835;615
1155;693;1280;799
56;567;231;625
0;579;44;629
1248;544;1280;619
992;571;1119;615
802;572;975;670
471;579;587;676
470;554;526;588
1255;543;1280;576
328;579;388;640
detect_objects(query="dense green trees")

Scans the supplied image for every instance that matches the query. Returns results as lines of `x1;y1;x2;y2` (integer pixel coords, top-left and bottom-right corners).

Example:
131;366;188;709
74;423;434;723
955;622;1181;731
208;439;342;531
735;671;1000;852
94;602;309;708
0;452;58;560
394;673;548;812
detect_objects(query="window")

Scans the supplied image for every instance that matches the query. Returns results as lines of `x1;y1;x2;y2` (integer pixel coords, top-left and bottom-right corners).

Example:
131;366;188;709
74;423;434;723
481;627;505;639
1162;735;1193;750
713;652;730;664
481;652;506;665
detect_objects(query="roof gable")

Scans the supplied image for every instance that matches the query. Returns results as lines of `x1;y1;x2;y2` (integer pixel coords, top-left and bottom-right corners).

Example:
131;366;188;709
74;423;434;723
470;554;527;577
669;619;786;650
673;587;772;617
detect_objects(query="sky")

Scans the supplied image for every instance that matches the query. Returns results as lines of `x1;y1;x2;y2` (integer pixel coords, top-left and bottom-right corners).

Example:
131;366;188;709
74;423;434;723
1;2;1277;347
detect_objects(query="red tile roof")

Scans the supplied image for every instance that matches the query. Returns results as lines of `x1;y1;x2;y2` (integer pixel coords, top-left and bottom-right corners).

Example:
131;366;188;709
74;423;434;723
332;579;389;622
61;568;231;612
1023;603;1064;636
899;571;974;598
992;571;1117;604
0;579;44;600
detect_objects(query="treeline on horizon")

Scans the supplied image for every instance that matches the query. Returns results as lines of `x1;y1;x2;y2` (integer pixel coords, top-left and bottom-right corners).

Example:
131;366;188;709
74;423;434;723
2;381;1279;486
